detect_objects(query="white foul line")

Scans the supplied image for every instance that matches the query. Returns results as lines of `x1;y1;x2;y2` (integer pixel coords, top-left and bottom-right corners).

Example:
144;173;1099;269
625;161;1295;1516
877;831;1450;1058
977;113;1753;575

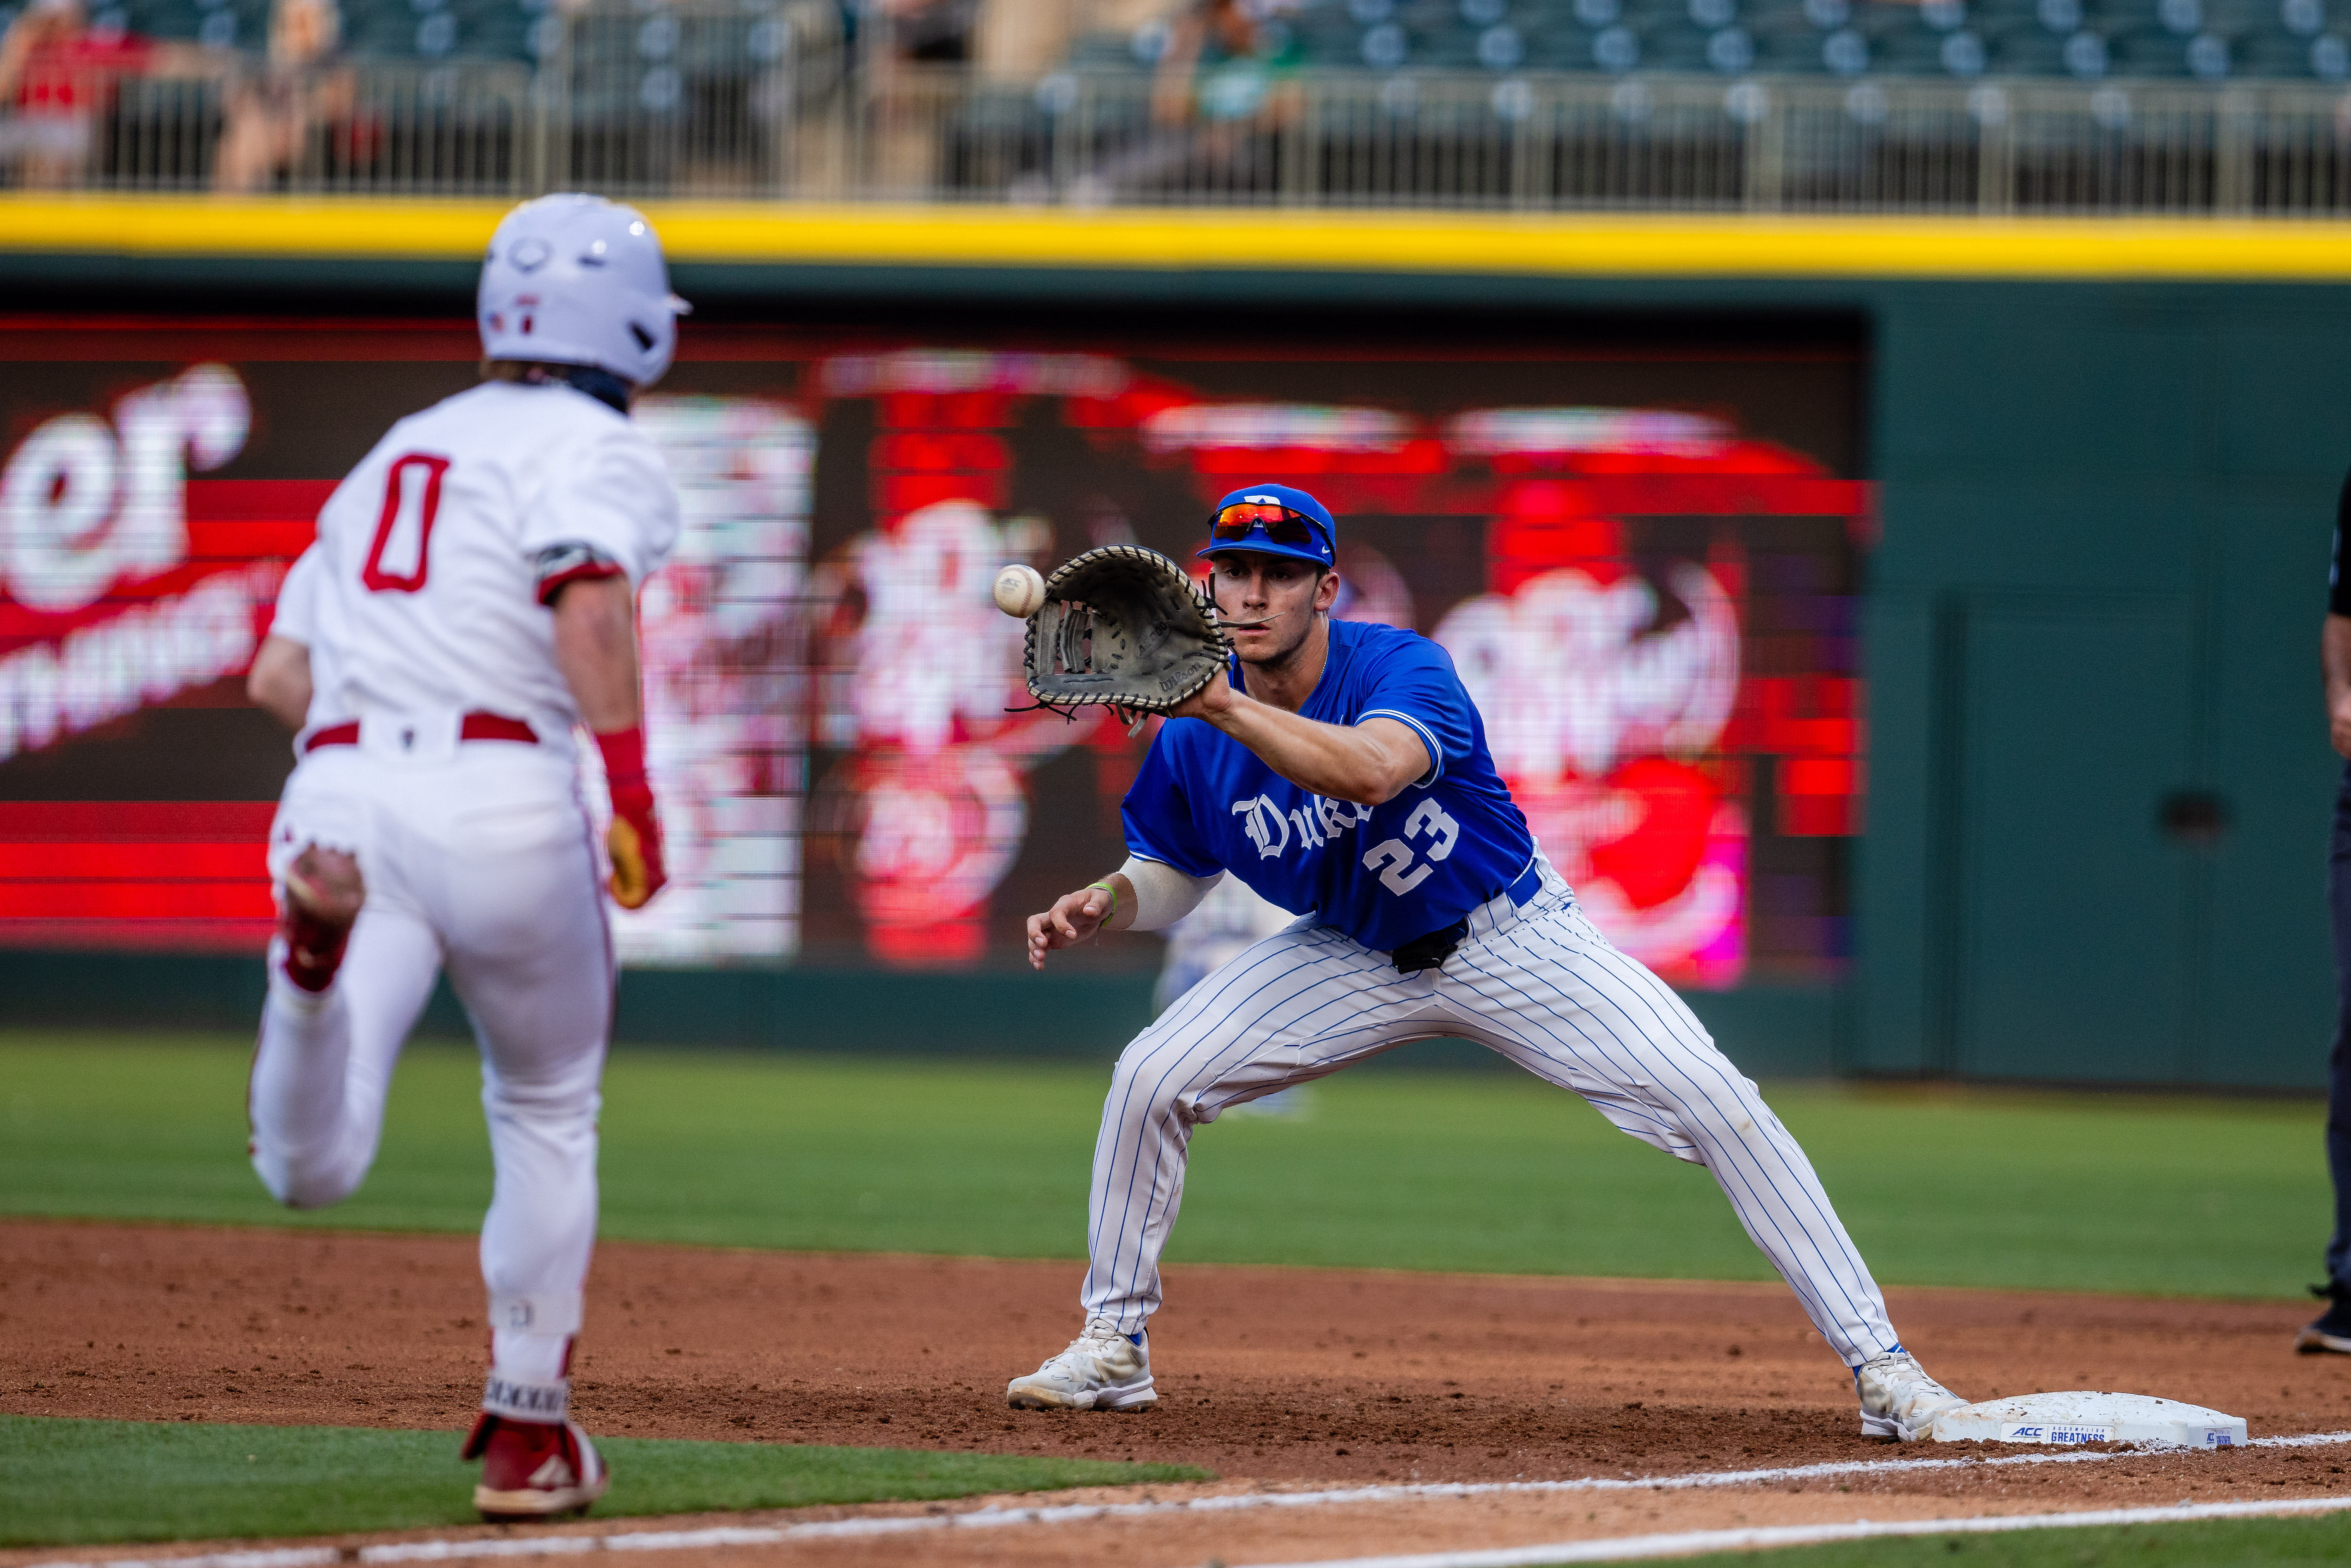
21;1429;2351;1568
1240;1494;2351;1568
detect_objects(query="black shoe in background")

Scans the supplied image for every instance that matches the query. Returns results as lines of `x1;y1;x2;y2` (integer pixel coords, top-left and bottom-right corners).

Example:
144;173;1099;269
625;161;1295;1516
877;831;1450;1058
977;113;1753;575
2295;1281;2351;1354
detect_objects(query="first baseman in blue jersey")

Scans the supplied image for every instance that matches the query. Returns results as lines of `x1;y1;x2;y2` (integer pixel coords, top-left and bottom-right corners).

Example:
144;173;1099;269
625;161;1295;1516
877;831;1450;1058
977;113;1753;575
1006;484;1970;1442
1125;611;1533;954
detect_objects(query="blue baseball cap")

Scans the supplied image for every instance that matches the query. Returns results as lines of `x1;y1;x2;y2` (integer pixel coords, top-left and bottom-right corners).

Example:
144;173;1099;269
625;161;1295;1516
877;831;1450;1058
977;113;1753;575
1196;484;1337;570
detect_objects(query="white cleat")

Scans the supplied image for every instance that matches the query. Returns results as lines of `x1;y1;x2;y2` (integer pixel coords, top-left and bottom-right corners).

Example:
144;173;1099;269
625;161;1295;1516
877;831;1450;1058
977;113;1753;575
1855;1349;1968;1441
1007;1317;1159;1411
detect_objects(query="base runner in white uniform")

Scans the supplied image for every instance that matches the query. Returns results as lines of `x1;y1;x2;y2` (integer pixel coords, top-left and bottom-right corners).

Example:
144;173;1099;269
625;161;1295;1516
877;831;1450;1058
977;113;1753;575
243;194;686;1520
1011;484;1971;1442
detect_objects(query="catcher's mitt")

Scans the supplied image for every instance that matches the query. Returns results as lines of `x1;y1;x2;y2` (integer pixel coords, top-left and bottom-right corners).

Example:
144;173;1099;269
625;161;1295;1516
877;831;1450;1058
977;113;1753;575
1023;545;1232;717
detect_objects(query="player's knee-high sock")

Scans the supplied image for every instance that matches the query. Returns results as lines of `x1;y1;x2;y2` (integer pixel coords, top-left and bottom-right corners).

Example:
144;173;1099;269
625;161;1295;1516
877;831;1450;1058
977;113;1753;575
481;1327;577;1422
1446;903;1902;1367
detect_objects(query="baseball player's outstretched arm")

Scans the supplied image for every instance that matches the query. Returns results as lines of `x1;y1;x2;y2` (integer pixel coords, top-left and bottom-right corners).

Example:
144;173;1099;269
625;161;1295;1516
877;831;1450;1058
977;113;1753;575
1168;674;1429;807
248;635;312;730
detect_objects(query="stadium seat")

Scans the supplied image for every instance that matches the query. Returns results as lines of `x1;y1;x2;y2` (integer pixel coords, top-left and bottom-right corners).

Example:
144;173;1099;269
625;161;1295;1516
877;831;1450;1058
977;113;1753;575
1822;25;1875;69
1558;19;1643;64
2235;22;2351;69
1030;0;2351;85
1635;20;1725;64
1872;16;1969;70
1357;19;1417;65
1745;23;1835;68
1417;21;1489;62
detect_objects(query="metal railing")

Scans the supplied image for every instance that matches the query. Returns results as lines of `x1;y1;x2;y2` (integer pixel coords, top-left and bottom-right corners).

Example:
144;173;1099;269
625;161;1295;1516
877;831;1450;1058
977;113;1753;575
859;68;2351;215
528;0;846;196
102;63;535;194
12;14;2351;215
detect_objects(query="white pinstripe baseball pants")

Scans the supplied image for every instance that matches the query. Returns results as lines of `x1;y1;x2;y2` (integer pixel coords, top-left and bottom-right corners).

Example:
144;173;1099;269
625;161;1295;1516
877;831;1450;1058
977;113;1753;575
1082;873;1903;1367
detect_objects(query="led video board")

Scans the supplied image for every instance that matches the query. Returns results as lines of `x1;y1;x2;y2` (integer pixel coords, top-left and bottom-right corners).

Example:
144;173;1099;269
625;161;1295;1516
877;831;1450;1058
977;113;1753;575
0;321;1864;986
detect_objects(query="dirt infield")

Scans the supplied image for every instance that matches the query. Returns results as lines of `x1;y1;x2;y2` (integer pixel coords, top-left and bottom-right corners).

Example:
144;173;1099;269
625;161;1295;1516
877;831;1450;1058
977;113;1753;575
7;1218;2351;1565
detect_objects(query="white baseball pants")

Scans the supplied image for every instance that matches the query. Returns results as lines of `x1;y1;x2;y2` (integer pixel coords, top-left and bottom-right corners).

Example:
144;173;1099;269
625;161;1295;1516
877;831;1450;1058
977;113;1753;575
247;737;612;1350
1083;872;1904;1367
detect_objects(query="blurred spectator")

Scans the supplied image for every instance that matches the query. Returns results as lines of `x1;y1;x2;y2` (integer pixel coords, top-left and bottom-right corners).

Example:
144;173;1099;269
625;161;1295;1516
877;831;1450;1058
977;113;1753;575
1051;0;1299;201
973;0;1072;77
1149;0;1301;129
882;0;980;63
858;0;984;196
0;0;208;188
213;0;353;192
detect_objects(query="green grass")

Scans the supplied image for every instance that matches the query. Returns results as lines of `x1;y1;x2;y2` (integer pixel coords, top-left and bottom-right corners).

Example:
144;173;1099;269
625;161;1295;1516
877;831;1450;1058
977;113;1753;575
0;1031;2330;1298
1670;1512;2351;1566
0;1413;1206;1547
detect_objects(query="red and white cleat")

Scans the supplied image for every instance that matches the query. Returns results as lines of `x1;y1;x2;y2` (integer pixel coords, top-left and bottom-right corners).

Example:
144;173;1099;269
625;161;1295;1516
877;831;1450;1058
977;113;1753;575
461;1413;609;1521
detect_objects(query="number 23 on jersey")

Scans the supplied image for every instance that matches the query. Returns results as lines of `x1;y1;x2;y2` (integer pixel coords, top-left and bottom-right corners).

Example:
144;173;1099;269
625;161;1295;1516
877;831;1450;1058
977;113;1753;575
1362;799;1460;896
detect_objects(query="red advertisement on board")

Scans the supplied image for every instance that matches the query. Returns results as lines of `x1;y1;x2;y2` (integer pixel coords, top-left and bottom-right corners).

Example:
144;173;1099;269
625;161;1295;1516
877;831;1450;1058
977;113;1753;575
0;324;1866;986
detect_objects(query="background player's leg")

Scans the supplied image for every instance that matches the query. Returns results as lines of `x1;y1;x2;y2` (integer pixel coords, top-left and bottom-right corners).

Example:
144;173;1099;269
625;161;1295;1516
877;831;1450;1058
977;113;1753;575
248;905;441;1209
1083;921;1433;1334
2301;759;2351;1350
2326;759;2351;1286
1441;896;1899;1367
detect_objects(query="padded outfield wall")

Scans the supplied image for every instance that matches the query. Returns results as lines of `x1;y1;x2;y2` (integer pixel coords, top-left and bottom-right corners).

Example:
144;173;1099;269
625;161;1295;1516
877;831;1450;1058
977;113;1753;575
0;202;2342;1088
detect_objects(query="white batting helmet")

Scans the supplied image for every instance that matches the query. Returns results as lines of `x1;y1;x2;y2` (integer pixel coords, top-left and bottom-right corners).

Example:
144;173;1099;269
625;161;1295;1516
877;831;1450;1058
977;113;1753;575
477;193;690;388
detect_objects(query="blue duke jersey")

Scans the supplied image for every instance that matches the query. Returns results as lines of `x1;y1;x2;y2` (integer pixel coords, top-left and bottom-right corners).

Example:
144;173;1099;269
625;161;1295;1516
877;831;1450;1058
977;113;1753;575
1122;617;1536;953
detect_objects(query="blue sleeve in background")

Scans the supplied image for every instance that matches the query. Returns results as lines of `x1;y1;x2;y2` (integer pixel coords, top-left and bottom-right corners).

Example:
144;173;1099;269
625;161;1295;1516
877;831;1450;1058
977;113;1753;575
1121;727;1223;877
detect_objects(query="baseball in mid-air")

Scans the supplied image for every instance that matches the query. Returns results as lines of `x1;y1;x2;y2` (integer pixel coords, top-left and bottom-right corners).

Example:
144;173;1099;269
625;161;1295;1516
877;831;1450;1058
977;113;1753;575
993;563;1046;618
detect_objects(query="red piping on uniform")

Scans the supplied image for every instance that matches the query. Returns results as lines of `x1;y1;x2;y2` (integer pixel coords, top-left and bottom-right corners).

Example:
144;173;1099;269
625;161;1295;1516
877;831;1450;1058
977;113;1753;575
535;561;625;607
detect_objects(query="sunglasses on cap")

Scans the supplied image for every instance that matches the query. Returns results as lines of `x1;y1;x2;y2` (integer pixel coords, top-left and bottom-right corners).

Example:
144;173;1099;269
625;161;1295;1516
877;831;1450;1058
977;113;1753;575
1209;501;1324;548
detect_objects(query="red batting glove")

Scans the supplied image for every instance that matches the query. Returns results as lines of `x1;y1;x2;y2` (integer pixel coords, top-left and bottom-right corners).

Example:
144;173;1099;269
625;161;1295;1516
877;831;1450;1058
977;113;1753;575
596;726;667;910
